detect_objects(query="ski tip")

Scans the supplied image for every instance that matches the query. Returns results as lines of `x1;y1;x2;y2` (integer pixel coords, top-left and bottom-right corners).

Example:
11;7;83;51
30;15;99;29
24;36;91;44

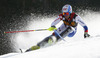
19;48;23;53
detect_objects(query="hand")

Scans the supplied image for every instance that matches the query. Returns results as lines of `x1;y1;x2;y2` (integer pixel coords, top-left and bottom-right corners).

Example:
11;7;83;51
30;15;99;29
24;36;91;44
47;26;57;31
84;32;90;38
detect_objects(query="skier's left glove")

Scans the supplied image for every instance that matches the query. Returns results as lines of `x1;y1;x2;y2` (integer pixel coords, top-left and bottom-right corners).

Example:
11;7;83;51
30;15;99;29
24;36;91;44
84;32;90;38
47;26;57;31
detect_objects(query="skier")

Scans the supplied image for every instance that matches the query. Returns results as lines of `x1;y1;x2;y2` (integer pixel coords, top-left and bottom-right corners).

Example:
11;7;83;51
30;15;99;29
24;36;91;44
25;4;90;52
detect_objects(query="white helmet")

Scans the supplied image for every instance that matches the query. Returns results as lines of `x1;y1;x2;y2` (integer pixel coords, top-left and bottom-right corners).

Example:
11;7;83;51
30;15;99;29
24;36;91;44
62;4;72;15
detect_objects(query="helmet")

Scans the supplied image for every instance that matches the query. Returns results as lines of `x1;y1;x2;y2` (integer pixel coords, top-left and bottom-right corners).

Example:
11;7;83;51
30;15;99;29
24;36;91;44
62;4;72;16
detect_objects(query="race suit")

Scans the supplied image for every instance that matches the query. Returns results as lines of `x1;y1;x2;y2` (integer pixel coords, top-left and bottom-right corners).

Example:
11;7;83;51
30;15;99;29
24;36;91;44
51;12;88;39
37;12;88;47
25;12;89;52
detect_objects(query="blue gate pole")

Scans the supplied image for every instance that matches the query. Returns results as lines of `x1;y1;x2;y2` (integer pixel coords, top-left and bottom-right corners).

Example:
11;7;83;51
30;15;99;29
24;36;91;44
54;30;66;41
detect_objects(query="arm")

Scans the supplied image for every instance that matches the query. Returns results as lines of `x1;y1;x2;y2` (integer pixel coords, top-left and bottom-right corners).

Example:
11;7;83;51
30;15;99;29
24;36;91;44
76;15;90;38
51;15;62;27
76;15;88;32
48;14;62;31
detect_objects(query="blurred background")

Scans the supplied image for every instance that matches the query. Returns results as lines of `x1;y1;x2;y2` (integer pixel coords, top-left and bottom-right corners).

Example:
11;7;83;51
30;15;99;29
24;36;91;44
0;0;100;55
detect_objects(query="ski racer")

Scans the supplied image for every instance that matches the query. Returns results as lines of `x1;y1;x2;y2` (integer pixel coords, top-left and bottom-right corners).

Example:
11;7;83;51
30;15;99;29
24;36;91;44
25;4;90;52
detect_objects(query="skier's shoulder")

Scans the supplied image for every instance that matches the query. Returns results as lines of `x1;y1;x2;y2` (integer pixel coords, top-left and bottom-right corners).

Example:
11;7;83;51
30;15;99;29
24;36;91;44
57;13;63;19
71;12;82;20
71;12;76;14
71;12;78;17
58;13;63;16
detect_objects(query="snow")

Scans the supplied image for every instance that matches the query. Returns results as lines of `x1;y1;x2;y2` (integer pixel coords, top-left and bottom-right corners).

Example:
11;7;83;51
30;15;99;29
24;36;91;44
0;10;100;58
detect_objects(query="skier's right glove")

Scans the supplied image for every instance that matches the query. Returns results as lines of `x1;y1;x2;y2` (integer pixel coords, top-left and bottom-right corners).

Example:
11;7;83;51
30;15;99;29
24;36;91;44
84;32;90;38
47;26;57;31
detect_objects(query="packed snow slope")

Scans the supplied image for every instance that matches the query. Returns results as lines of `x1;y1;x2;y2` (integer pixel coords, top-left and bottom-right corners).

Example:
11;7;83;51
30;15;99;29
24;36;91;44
0;10;100;58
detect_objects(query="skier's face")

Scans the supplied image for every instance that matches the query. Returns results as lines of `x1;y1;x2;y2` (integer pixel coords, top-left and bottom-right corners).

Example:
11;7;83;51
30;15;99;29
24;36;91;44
63;12;70;19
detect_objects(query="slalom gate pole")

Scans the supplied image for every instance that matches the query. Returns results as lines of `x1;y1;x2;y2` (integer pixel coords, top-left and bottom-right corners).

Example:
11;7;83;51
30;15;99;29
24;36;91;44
4;29;48;34
54;30;66;41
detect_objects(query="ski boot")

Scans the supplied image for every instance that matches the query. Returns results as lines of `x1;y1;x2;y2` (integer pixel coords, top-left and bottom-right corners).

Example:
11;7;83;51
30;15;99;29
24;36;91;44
25;45;40;52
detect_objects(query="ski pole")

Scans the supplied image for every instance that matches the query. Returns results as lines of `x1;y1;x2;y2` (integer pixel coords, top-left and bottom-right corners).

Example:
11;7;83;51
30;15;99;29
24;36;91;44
54;30;66;41
4;29;48;34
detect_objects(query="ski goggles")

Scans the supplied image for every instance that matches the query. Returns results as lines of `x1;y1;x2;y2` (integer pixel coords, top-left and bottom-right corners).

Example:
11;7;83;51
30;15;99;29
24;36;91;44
63;12;70;16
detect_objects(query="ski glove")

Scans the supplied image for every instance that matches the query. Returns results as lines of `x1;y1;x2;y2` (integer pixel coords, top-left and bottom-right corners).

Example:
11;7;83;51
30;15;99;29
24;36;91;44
84;32;90;38
48;26;57;31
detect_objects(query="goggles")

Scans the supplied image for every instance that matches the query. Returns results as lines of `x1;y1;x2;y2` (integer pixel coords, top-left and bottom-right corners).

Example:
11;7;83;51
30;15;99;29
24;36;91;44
63;12;70;16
